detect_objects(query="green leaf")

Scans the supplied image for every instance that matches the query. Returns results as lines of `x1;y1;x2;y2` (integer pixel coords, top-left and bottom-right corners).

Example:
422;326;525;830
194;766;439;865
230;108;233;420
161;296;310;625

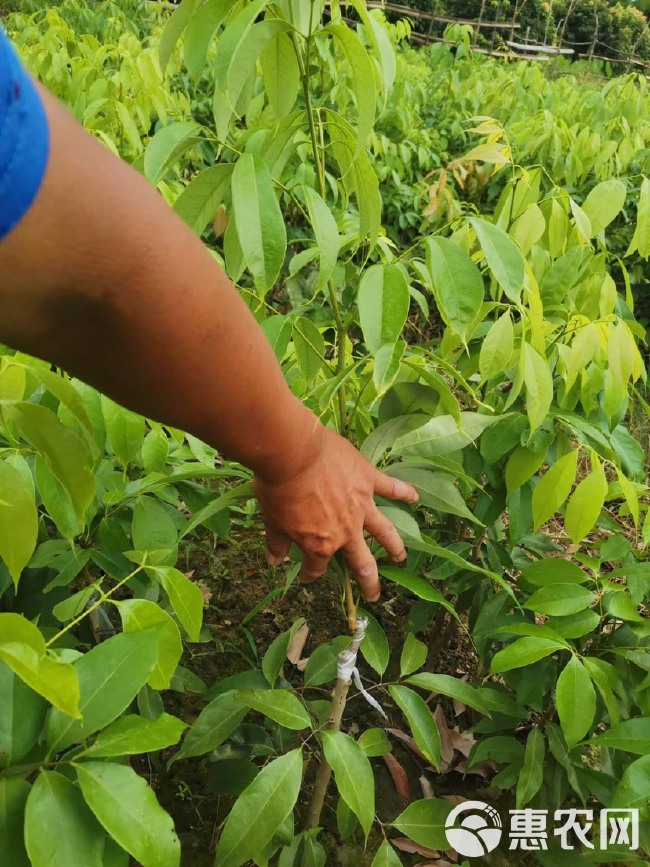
532;449;578;530
358;728;391;757
391;799;452;849
385;466;478;524
589;718;650;754
480;312;514;381
25;771;105;867
637;177;650;258
525;584;595;617
392;412;499;457
0;660;47;768
357;609;389;676
261;30;300;119
522;342;553;434
304;637;349;686
564;457;608;545
132;497;178;558
231;152;286;292
34;457;81;541
389;685;441;769
322;731;374;836
0;777;30;867
469;216;525;303
581;179;626;237
325;23;376;150
118;600;182;690
292;317;324;383
371;840;402;867
400;632;428;678
556;656;596;747
425;237;484;343
101;396;145;470
522;558;589;586
171;690;247;763
215;749;303;867
174;165;234;236
159;0;199;73
406;672;491;714
605;591;644;623
505;446;545;494
373;340;405;397
214;0;269;91
76;761;179;867
303;186;340;292
141;430;169;475
9;402;95;522
0;460;38;588
379;566;459;621
547;609;600;639
490;637;564;674
612;755;650;812
0;614;79;718
80;714;187;759
183;0;232;79
516;728;544;808
46;630;158;753
240;690;311;730
358;264;410;355
156;566;203;641
144;121;202;185
262;619;306;687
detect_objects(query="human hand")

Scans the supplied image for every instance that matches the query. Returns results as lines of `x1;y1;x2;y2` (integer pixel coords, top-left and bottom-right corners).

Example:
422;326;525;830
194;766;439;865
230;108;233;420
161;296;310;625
253;424;419;602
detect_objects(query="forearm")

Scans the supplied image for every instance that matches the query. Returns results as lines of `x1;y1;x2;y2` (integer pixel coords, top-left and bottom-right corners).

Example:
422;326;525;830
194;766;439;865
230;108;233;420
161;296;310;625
0;86;316;480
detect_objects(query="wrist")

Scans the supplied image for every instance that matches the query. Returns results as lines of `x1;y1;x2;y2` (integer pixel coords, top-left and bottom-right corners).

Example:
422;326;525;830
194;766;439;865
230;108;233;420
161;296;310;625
250;398;324;485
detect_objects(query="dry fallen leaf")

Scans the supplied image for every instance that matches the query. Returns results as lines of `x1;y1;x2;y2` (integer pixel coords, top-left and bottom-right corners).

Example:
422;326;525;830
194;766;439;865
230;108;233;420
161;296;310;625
392;838;439;858
452;698;466;717
449;729;474;758
419;774;434;799
387;728;428;763
286;624;309;664
383;753;410;800
197;581;212;607
296;658;309;672
434;706;455;767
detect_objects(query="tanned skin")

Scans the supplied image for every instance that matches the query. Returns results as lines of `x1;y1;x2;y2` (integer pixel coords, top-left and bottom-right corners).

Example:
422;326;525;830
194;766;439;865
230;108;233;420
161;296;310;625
0;85;418;602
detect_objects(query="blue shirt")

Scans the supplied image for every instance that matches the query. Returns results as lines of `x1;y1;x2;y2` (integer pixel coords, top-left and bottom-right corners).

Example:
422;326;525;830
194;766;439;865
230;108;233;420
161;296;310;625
0;29;49;241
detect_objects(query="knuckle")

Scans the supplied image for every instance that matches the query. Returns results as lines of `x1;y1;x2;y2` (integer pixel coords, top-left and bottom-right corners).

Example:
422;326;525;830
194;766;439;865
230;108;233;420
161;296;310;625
357;559;377;578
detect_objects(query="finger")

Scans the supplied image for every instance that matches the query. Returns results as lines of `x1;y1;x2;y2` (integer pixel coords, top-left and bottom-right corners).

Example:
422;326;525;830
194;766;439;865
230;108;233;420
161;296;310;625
364;507;407;563
299;553;330;584
373;469;419;504
343;535;380;602
264;524;291;567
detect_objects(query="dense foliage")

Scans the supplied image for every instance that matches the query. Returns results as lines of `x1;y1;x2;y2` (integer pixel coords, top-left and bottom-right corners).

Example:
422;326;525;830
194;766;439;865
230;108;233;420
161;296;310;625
0;1;649;865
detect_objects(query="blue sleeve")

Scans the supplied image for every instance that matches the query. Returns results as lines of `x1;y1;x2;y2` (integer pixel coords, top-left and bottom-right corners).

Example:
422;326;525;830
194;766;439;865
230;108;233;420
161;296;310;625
0;28;49;241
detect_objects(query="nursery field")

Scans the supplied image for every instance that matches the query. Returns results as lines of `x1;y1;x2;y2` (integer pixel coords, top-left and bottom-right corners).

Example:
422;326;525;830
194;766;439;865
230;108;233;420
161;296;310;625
1;1;650;866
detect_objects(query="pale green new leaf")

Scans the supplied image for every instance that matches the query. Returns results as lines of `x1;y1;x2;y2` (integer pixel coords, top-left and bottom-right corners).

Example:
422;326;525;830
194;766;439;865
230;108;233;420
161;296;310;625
215;749;303;867
183;0;232;79
392;412;499;457
426;237;484;344
159;0;199;73
637;177;650;258
303;186;340;292
581;179;626;237
292;317;324;383
564;456;607;545
231;153;286;292
156;566;203;642
260;30;300;119
101;396;145;470
76;762;180;867
0;460;38;588
480;312;514;381
532;449;578;530
357;609;389;676
323;731;374;836
522;342;553;434
144;122;202;185
325;23;376;150
373;341;405;397
556;656;596;747
358;264;410;355
118;600;182;690
470;216;525;303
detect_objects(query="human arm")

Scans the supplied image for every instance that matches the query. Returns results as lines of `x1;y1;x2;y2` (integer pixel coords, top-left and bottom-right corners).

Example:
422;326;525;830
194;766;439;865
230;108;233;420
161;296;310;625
0;70;418;601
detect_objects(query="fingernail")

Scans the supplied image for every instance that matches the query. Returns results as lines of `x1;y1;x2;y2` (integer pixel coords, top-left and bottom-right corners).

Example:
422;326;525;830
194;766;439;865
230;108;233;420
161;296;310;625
266;553;283;567
365;591;381;603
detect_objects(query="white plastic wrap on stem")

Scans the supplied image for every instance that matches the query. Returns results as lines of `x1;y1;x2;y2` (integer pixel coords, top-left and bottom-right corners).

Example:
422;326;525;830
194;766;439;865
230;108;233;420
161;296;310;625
336;616;387;719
